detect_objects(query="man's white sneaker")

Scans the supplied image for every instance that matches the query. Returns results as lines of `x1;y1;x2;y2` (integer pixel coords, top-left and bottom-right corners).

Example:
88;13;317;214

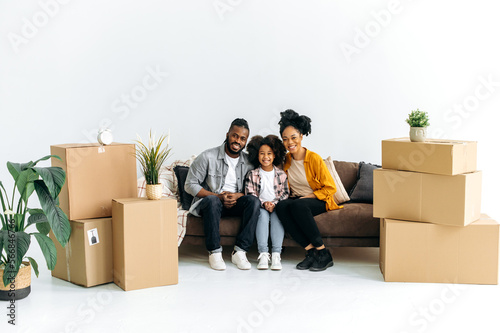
208;252;226;270
231;251;251;270
271;252;282;270
257;253;270;270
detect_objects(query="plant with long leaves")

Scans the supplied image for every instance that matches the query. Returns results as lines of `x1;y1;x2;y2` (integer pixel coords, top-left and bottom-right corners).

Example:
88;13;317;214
135;130;172;185
0;155;71;287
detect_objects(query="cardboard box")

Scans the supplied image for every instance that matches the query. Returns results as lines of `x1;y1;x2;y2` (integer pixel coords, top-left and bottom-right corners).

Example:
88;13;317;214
51;218;113;287
373;168;481;226
51;143;137;220
112;198;178;291
382;138;477;175
379;215;500;284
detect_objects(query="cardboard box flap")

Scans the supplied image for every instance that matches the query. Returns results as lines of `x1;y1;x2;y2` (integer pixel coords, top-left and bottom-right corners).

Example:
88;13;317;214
51;142;131;149
475;214;498;225
388;137;476;145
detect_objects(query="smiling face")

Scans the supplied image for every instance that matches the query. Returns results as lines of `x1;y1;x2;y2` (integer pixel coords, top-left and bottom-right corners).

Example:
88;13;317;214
225;125;249;157
281;126;303;155
258;144;275;171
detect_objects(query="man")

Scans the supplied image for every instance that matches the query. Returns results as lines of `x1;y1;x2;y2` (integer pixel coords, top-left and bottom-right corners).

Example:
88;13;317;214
185;118;260;270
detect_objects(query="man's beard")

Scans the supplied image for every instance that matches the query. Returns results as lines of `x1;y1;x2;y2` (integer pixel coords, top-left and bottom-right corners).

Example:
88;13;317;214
225;140;243;155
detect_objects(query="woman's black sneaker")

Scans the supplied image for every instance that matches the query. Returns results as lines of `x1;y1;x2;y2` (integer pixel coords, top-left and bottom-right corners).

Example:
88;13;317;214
296;248;317;270
309;248;334;271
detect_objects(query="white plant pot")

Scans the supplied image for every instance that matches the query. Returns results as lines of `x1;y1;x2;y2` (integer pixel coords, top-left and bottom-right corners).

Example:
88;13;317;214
409;127;428;142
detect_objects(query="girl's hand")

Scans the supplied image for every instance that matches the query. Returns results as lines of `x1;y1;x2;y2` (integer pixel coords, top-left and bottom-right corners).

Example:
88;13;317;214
264;201;275;213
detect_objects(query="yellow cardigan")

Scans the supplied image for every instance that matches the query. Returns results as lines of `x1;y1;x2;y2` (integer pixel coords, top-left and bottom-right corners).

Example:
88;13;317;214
283;148;342;211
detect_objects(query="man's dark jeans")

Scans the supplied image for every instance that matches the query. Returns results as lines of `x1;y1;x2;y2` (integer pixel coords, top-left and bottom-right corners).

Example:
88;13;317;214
198;195;260;252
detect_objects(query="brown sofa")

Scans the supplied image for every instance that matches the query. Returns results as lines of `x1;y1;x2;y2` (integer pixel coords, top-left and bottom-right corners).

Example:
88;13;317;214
180;160;380;248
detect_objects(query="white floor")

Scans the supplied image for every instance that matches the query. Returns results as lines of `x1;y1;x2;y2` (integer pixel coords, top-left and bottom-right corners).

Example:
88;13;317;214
2;245;500;333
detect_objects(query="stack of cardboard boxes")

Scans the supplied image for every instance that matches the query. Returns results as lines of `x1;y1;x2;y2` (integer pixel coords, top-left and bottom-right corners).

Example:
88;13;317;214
374;138;500;285
49;143;179;291
49;143;137;287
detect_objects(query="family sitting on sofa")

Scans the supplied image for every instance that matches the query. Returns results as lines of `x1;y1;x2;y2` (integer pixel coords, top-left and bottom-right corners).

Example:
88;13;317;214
184;109;341;272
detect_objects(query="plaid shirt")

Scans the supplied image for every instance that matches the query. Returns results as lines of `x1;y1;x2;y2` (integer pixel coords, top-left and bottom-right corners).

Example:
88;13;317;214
244;166;289;207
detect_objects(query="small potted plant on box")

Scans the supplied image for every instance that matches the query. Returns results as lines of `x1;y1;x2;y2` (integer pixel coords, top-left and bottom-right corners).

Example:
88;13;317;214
0;155;71;300
135;130;172;200
406;109;430;142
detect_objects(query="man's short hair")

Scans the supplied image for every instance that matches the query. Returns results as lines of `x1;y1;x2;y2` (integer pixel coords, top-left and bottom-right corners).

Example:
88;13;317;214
229;118;249;132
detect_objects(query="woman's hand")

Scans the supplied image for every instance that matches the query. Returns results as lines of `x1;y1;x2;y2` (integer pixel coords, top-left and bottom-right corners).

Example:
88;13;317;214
299;193;317;199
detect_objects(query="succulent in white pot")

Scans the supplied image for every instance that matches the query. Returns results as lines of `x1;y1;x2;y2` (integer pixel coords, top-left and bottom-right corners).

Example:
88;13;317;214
405;109;430;142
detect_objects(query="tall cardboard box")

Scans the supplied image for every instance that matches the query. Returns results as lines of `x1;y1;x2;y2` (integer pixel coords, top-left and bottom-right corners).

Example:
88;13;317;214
51;218;114;287
379;215;500;284
112;198;178;291
382;138;477;175
51;143;137;220
373;168;481;226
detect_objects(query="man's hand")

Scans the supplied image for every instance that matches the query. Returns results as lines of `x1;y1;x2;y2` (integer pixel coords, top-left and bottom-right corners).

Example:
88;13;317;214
221;192;243;209
217;191;228;202
263;201;275;213
217;192;234;209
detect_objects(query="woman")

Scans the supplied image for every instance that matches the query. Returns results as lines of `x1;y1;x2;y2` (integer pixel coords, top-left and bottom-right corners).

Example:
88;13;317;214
275;109;341;271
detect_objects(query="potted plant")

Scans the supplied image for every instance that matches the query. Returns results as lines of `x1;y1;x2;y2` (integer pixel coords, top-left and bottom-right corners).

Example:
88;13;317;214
135;130;172;200
0;155;71;300
406;109;430;142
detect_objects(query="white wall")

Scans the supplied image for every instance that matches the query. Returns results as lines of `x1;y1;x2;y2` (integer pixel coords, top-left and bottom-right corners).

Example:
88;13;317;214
1;0;499;219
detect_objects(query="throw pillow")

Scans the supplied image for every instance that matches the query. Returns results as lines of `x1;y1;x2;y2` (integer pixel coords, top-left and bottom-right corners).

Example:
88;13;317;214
173;165;194;210
348;162;381;203
323;156;350;204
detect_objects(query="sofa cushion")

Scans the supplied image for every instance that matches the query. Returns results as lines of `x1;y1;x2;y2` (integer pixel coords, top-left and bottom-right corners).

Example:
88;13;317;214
333;160;359;194
173;165;194;210
348;162;381;203
323;156;350;204
315;203;379;237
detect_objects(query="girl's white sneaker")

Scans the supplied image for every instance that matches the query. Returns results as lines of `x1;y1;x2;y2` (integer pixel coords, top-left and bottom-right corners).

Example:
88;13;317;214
257;253;270;270
271;252;282;270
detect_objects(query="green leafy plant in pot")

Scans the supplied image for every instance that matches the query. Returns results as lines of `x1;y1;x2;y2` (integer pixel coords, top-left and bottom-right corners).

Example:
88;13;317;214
0;155;71;300
135;130;172;200
406;109;430;142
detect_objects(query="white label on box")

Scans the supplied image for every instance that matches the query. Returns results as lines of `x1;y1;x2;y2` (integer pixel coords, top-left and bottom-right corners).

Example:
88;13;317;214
87;228;100;246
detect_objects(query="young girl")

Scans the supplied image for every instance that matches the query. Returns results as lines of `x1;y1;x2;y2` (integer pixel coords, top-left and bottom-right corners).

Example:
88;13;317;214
245;135;289;270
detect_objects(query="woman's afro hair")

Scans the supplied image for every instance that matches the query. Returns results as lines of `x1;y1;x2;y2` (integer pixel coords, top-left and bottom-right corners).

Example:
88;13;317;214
278;109;312;136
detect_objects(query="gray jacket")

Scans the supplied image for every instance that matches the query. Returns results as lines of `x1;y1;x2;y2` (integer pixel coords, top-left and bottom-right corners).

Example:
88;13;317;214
185;143;253;216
